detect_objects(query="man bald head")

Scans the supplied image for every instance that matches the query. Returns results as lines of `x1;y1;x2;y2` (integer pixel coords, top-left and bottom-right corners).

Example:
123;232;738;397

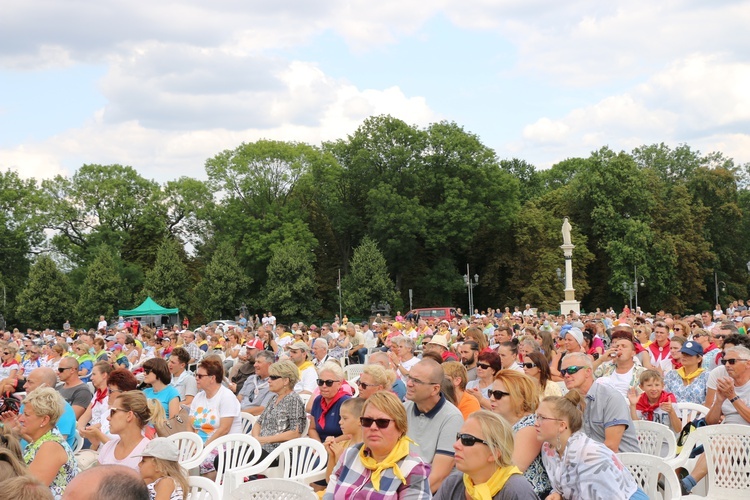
25;367;58;393
62;465;148;500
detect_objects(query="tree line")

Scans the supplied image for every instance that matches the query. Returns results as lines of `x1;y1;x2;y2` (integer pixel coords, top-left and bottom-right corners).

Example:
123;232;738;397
2;115;749;329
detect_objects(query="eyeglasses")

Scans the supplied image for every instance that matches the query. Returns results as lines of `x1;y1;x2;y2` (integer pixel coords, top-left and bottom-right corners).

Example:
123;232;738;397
108;388;122;395
721;358;749;365
522;362;536;369
195;374;210;379
713;335;728;340
692;333;704;338
109;407;128;417
456;433;489;447
58;367;74;373
268;375;283;380
560;365;586;376
2;352;9;355
356;380;380;390
489;389;510;400
316;379;339;387
405;375;440;386
360;417;393;429
535;414;563;423
476;363;492;370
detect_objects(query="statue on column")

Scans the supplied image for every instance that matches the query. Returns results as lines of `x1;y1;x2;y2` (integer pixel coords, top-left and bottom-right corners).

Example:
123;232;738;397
562;217;572;246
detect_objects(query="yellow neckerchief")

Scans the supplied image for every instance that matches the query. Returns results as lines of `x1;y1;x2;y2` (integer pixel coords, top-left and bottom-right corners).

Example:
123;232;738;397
358;436;414;491
676;366;705;383
278;332;293;339
297;360;314;373
463;465;522;500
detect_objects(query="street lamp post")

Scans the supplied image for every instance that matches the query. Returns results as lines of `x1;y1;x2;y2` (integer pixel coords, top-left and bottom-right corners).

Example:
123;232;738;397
337;269;343;321
714;272;726;306
633;265;645;311
622;282;633;310
464;264;479;316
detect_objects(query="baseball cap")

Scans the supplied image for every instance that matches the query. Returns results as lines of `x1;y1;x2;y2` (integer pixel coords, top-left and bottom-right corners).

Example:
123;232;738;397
681;341;704;357
289;340;310;352
245;338;263;350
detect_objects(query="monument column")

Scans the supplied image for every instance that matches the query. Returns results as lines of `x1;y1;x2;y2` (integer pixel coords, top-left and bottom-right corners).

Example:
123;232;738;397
560;217;581;315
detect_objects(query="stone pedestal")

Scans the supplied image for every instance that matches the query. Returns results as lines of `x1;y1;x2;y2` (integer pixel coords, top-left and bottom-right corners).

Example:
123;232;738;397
559;242;581;315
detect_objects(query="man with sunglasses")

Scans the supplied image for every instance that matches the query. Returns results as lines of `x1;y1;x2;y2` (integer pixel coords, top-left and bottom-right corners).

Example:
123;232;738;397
560;352;640;453
57;357;93;419
404;358;463;493
707;322;738;370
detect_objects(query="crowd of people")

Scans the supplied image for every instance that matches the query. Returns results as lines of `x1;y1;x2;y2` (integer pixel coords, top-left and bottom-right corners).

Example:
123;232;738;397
0;303;748;498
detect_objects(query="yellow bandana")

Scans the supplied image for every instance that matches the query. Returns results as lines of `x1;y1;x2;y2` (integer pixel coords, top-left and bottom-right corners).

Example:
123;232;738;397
676;366;705;383
359;436;414;491
298;360;314;374
463;465;522;500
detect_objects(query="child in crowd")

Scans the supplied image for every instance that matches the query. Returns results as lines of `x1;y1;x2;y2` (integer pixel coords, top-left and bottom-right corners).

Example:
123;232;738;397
323;397;365;480
627;369;681;432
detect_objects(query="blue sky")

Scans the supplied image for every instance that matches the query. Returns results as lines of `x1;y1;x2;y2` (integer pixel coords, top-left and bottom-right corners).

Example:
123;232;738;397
1;1;749;182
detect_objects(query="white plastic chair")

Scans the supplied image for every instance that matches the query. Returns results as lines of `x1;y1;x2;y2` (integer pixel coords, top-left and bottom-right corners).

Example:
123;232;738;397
633;420;677;458
224;438;327;492
239;412;257;434
671;424;750;499
673;402;709;429
618;452;681;500
187;476;222;500
228;478;317;499
165;431;204;463
185;434;262;489
71;431;84;454
298;393;311;408
343;364;365;382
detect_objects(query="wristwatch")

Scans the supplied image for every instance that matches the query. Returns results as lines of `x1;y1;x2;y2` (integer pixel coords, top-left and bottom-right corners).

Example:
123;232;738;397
729;395;741;403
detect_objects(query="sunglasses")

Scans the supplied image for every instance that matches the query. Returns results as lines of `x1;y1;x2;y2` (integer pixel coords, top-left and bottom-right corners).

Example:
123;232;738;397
560;365;586;376
522;362;536;369
360;417;393;429
692;333;704;338
476;363;492;370
356;380;379;390
489;390;510;400
456;433;489;447
110;407;128;417
2;352;9;355
316;379;339;387
58;367;74;373
721;358;749;365
268;375;283;380
195;374;210;379
713;335;728;340
143;368;153;374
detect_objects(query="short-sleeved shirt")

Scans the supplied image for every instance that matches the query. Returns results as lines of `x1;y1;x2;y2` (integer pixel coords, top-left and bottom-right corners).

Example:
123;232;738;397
58;383;93;412
98;435;151;470
721;378;750;425
238;375;273;411
189;385;242;442
405;395;464;463
584;382;641;453
310;394;351;442
257;392;307;454
143;385;180;417
294;365;318;394
664;370;709;405
171;370;198;401
0;360;19;379
434;470;536;500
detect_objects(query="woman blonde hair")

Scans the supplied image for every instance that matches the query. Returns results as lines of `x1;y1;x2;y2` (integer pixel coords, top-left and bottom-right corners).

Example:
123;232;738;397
116;391;151;427
150;456;189;500
494;370;540;415
23;387;64;425
318;361;345;380
361;364;396;388
542;391;584;433
468;410;515;468
269;360;299;388
442;361;470;391
361;391;408;437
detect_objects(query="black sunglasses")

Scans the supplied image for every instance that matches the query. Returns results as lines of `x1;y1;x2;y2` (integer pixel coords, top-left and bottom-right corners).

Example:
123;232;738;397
456;433;489;447
713;335;728;340
268;375;282;380
477;363;492;370
721;358;749;365
489;390;510;400
357;380;379;390
360;417;393;429
316;379;339;387
58;367;73;373
522;362;536;369
560;365;586;376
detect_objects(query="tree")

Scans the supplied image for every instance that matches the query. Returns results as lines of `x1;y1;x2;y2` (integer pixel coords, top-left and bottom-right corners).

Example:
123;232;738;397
140;239;192;312
262;246;320;319
75;247;126;327
195;242;251;320
16;255;73;330
341;237;399;316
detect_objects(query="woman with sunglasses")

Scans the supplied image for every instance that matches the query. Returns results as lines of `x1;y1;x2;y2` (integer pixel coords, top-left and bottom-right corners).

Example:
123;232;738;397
142;358;180;419
98;391;152;470
18;387;78;497
79;368;138;449
435;410;536;499
523;351;561;399
324;391;431;499
0;344;20;396
536;392;647;500
466;351;502;410
73;341;95;383
489;370;551;498
76;361;113;439
252;360;306;457
308;361;351;443
355;364;394;400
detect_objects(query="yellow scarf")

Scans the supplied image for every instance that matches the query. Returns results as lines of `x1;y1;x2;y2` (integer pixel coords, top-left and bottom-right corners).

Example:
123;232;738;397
676;366;705;383
359;436;414;491
298;360;314;374
463;465;522;500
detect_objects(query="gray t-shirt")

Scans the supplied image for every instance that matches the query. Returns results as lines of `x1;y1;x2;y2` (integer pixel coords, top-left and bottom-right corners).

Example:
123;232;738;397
584;381;641;453
405;396;464;463
434;470;537;500
57;383;93;411
721;378;750;425
238;375;273;411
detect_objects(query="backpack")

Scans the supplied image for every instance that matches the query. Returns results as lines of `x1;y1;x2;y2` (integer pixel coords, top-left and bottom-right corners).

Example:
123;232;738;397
676;417;707;457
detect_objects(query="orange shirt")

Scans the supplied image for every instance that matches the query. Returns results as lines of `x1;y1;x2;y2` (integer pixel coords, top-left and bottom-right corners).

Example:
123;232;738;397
457;391;481;420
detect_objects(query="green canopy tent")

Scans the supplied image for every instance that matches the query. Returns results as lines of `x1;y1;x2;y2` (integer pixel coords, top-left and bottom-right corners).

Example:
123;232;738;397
118;296;179;317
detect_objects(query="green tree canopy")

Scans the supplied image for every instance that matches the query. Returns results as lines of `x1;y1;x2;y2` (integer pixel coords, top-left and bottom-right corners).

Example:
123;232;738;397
341;237;399;316
195;242;251;320
16;256;73;330
262;245;321;320
140;239;192;313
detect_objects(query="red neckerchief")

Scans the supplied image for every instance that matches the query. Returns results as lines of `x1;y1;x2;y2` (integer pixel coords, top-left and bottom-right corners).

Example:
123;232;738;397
671;358;683;370
318;389;347;429
636;391;676;421
2;359;17;368
715;351;723;365
704;342;717;353
93;388;108;406
648;340;670;362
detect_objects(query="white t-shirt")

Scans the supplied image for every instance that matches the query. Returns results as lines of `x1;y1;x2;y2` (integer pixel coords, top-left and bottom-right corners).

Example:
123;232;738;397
98;435;150;470
294;365;318;394
396;357;420;382
98;320;108;331
189;386;242;442
170;370;197;401
721;378;750;425
599;367;634;400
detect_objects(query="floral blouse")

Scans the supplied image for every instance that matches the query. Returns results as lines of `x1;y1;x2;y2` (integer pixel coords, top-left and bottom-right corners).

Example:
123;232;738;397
663;369;709;405
23;429;77;499
512;414;551;496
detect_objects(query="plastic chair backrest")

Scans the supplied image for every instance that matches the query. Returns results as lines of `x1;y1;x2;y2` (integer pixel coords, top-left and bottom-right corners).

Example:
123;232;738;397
673;402;709;429
187;476;221;500
165;431;203;463
344;364;365;381
633;420;677;458
198;434;262;487
239;412;256;434
228;478;317;499
701;424;750;497
618;452;682;500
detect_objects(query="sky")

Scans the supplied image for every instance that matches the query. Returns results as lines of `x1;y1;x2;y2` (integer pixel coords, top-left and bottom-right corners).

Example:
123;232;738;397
2;1;750;184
